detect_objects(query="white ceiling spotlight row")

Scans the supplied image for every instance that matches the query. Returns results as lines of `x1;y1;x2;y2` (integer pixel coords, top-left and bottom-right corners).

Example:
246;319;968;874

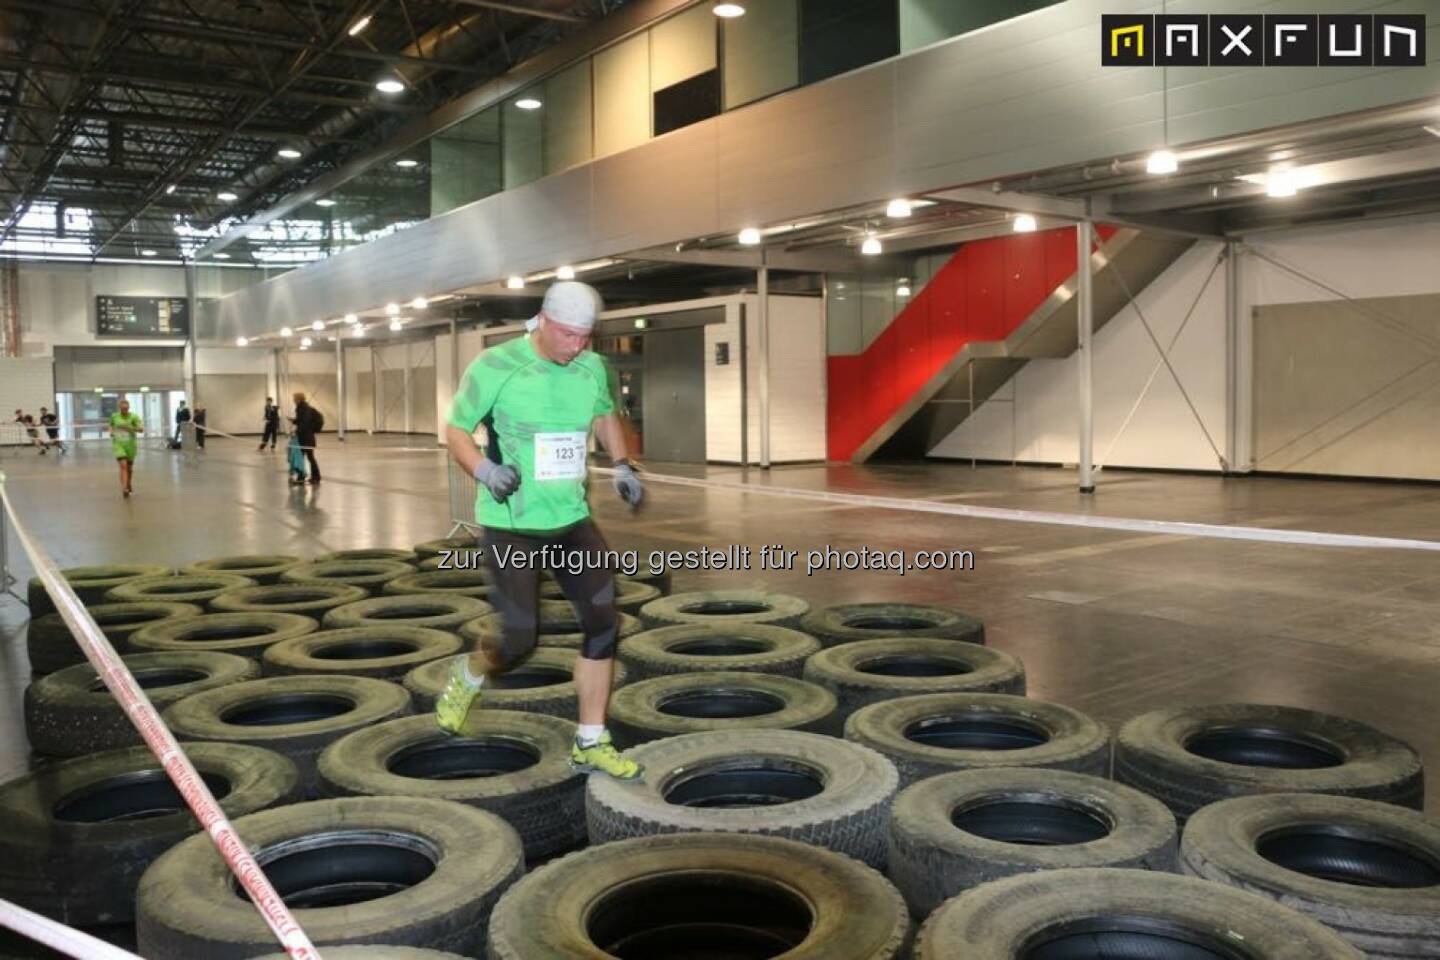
235;298;434;346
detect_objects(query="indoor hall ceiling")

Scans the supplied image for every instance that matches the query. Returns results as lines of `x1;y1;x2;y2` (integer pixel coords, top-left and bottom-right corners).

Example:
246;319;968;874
0;0;620;260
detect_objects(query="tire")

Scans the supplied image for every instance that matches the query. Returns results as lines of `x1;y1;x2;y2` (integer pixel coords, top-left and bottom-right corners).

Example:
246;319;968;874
624;567;672;595
804;638;1025;724
540;576;661;616
26;564;172;617
318;547;420;564
888;768;1179;918
619;623;821;680
210;582;369;616
413;534;479;558
322;594;492;631
404;648;629;719
263;627;462;679
161;674;413;796
1180;793;1440;959
844;693;1112;787
129;611;319;660
25;602;202;675
587;730;898;868
25;651;261;757
0;743;299;925
319;712;587;860
913;867;1362;960
183;554;302;585
460;600;644;652
799;602;985;648
281;559;416;596
1115;703;1425;823
136;796;523;959
104;573;256;607
487;833;909;960
255;951;470;960
384;569;494;601
607;671;838;747
639;589;809;629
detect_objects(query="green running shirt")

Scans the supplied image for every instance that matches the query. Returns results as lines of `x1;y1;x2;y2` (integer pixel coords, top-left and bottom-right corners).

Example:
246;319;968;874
109;411;142;459
447;334;615;533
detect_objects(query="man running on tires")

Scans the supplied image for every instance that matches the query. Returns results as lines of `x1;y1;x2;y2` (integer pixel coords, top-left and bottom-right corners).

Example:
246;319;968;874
436;281;644;780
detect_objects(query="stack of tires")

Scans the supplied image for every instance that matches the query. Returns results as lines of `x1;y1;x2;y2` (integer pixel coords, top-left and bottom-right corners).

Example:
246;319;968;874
10;558;1436;960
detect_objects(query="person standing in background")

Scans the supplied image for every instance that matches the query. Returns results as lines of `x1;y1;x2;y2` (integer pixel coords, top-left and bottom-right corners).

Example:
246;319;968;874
193;405;207;450
292;391;321;484
259;397;280;451
39;407;64;454
109;399;142;498
173;400;191;445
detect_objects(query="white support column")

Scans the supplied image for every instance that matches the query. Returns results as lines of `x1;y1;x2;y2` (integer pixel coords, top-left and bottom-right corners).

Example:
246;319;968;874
403;341;413;435
183;262;197;404
335;335;347;442
272;349;283;408
370;346;380;433
1076;220;1095;493
757;258;771;469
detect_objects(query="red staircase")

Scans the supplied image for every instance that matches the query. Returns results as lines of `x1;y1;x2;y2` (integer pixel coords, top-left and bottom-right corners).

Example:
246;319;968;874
827;225;1116;461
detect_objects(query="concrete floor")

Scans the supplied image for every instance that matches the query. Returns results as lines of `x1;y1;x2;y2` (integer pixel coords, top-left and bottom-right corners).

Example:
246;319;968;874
3;432;1439;818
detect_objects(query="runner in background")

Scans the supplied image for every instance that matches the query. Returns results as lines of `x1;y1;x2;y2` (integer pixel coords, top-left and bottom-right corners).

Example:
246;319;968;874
109;399;143;498
38;407;65;454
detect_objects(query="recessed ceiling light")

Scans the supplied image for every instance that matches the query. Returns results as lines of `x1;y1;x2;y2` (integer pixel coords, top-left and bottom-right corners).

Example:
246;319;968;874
556;265;576;280
860;234;882;255
348;14;371;36
277;148;302;160
300;336;313;347
411;296;428;309
385;303;400;316
280;326;293;337
140;249;157;257
389;319;403;332
213;253;230;260
1146;150;1179;175
217;191;238;202
394;158;418;168
896;282;912;297
885;198;912;218
515;97;543;110
506;276;525;289
311;320;325;331
375;78;405;94
165;184;177;195
1266;171;1299;198
236;336;249;347
354;326;366;338
315;198;336;208
1013;213;1038;233
713;2;745;17
738;227;762;245
343;313;358;324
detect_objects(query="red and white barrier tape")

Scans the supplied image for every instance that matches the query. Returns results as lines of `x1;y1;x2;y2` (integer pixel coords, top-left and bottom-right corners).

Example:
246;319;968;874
0;898;144;960
0;472;322;960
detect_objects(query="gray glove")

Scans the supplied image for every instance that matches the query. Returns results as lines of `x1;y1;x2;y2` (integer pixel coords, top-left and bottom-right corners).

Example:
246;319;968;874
473;458;520;503
612;461;643;506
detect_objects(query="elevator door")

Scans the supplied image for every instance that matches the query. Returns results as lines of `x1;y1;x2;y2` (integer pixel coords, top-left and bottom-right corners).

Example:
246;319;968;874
641;328;706;463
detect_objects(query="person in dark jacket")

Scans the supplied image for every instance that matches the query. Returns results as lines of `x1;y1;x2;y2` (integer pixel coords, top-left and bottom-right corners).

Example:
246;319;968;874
193;405;207;450
39;407;64;454
174;401;191;444
259;397;280;451
291;391;321;484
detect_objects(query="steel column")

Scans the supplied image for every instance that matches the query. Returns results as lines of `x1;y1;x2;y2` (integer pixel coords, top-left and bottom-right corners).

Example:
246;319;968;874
1076;220;1095;493
335;335;346;442
757;261;771;469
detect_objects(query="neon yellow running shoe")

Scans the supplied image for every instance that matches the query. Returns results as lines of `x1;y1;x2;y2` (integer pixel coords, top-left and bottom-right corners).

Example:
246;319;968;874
434;657;482;734
571;731;643;780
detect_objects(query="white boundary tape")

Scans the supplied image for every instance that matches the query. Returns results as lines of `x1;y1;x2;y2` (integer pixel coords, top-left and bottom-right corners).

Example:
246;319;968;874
0;898;144;960
594;467;1440;553
0;473;322;960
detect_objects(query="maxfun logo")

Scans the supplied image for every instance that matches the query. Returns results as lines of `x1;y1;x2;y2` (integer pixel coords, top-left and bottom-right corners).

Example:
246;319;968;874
1102;14;1425;67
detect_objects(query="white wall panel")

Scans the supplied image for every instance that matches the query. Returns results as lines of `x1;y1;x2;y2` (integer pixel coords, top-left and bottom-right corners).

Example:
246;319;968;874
0;358;56;444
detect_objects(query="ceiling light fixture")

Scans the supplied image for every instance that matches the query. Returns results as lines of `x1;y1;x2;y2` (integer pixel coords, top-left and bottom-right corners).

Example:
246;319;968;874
885;198;913;218
860;234;882;256
1146;150;1179;175
344;313;358;324
354;326;366;338
515;97;543;110
385;303;400;316
277;148;302;160
411;296;428;309
738;227;762;245
311;320;325;331
165;184;177;195
236;337;249;347
394;158;418;168
506;276;525;289
389;319;403;332
896;281;912;298
315;198;336;208
375;78;405;94
1266;170;1299;198
556;265;576;280
300;336;313;348
216;191;238;202
140;249;157;257
348;14;371;36
1013;213;1038;233
280;326;293;337
713;1;746;17
213;253;230;260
